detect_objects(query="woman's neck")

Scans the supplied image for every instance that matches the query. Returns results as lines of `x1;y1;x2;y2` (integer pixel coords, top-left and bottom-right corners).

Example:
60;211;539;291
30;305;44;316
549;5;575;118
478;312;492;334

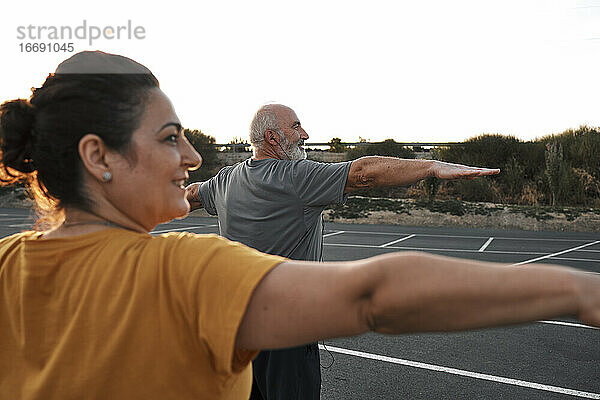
41;208;147;239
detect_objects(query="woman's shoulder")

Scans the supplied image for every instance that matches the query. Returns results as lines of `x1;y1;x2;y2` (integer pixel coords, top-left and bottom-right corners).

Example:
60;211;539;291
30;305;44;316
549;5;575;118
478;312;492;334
153;231;224;245
0;231;39;248
154;231;283;264
147;231;234;255
0;232;40;269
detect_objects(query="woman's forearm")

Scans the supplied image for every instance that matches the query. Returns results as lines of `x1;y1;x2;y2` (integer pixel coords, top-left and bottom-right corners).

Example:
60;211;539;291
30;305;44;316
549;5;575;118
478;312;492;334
236;251;597;350
365;252;580;334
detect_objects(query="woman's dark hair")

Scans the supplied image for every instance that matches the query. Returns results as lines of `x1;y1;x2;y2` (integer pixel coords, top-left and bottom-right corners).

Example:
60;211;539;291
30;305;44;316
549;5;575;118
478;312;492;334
0;51;159;226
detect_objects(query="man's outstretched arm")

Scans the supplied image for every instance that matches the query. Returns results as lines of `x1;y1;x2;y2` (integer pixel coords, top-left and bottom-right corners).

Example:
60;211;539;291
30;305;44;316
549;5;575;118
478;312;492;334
344;156;500;193
185;182;204;211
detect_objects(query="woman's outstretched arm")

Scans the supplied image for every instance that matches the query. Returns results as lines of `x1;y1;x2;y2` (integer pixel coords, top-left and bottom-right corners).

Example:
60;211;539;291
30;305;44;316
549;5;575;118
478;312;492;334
235;252;598;350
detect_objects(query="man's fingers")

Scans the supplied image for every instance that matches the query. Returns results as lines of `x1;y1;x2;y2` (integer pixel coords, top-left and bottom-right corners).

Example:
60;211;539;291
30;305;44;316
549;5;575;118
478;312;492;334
433;162;501;179
438;168;500;180
455;168;500;177
453;171;481;179
474;168;501;175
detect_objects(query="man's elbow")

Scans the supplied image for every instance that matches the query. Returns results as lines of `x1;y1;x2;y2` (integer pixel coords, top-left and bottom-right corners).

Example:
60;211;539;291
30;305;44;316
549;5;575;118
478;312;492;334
347;158;378;191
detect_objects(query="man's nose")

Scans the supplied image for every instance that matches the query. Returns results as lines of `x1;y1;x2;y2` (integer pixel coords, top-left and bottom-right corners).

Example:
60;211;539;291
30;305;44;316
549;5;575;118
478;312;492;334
300;127;309;140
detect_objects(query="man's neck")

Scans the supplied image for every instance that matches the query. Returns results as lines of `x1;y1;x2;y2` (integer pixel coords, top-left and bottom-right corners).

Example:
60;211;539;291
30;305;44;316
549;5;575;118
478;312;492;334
252;147;283;160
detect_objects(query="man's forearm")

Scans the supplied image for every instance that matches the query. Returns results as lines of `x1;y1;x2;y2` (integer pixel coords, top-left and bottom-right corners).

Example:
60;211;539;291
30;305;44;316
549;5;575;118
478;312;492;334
365;252;580;334
347;156;434;190
345;156;500;192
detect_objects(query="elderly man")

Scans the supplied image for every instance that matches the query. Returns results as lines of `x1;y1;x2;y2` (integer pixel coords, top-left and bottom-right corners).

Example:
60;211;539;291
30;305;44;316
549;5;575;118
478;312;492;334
185;104;499;400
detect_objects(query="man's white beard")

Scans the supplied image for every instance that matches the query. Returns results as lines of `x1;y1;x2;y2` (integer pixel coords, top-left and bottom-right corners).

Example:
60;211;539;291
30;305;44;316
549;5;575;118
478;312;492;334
281;135;307;160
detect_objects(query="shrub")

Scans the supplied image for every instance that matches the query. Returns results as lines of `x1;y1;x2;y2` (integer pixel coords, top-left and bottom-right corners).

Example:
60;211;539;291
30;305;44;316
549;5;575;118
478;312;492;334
537;126;600;179
184;129;219;182
346;139;415;160
423;177;440;202
448;178;498;203
437;134;523;168
328;138;347;153
501;157;525;200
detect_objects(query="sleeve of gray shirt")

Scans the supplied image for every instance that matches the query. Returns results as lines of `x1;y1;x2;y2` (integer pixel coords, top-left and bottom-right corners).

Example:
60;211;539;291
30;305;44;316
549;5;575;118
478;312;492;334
197;166;233;215
292;160;353;207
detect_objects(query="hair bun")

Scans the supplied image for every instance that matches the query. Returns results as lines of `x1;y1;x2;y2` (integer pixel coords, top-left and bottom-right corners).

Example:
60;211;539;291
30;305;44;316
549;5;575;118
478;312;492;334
0;99;37;174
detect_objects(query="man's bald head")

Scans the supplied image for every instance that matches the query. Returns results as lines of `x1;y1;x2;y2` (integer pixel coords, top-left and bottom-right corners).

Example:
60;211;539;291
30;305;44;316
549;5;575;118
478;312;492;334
249;104;308;160
249;104;294;148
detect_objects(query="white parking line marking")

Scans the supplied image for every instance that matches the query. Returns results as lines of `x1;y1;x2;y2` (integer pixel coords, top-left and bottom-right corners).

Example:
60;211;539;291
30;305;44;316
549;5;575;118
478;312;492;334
379;234;416;248
323;231;346;238
322;229;593;242
324;242;547;256
550;256;600;264
512;241;600;266
478;237;494;252
328;229;481;238
538;320;599;330
318;345;600;399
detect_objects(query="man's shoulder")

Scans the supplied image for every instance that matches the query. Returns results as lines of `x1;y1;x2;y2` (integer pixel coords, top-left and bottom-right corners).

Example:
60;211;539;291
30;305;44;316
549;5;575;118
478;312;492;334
222;158;351;182
264;159;339;176
288;158;350;168
291;159;352;172
208;163;237;180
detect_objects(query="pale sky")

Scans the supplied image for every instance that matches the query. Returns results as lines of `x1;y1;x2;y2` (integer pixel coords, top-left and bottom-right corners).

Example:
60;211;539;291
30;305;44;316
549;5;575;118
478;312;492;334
1;0;599;144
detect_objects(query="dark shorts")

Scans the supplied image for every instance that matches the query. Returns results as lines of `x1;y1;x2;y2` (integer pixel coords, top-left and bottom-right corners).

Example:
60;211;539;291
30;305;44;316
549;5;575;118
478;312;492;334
250;343;321;400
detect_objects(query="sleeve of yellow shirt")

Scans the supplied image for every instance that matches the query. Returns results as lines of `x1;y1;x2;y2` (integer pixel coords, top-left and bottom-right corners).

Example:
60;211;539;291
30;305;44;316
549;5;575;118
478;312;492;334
164;232;285;374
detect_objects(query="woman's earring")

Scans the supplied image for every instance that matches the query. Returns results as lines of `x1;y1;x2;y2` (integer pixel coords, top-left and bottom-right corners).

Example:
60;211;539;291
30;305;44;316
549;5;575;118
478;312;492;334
102;171;112;182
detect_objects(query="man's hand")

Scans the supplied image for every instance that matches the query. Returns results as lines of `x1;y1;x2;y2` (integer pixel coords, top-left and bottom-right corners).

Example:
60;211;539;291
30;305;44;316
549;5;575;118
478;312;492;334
430;160;500;180
185;183;203;211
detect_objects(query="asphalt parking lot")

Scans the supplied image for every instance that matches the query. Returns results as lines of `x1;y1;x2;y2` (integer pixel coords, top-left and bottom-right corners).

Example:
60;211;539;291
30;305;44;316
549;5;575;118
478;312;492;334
1;208;598;399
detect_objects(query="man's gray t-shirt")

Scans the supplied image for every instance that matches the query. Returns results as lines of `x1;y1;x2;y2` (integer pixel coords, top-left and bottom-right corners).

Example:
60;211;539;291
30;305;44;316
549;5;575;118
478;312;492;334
198;158;352;261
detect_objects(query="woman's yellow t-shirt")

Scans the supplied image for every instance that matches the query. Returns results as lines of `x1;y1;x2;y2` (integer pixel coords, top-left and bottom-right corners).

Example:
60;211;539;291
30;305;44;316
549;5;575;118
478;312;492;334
0;229;284;399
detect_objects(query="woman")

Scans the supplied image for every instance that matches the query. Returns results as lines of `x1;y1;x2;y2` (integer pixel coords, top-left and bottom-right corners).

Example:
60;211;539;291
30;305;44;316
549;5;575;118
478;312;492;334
0;51;598;400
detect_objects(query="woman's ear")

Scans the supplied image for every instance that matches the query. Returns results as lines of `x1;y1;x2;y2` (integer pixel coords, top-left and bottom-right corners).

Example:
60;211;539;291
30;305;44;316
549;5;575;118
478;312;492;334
78;134;111;182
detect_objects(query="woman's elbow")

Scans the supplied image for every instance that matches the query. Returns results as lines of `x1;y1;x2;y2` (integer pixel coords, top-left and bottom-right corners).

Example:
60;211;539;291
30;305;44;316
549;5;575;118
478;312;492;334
359;252;425;334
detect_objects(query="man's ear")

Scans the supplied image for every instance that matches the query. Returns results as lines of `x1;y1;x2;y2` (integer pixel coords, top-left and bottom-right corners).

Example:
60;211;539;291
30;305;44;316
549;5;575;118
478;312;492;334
78;134;111;182
264;129;279;145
